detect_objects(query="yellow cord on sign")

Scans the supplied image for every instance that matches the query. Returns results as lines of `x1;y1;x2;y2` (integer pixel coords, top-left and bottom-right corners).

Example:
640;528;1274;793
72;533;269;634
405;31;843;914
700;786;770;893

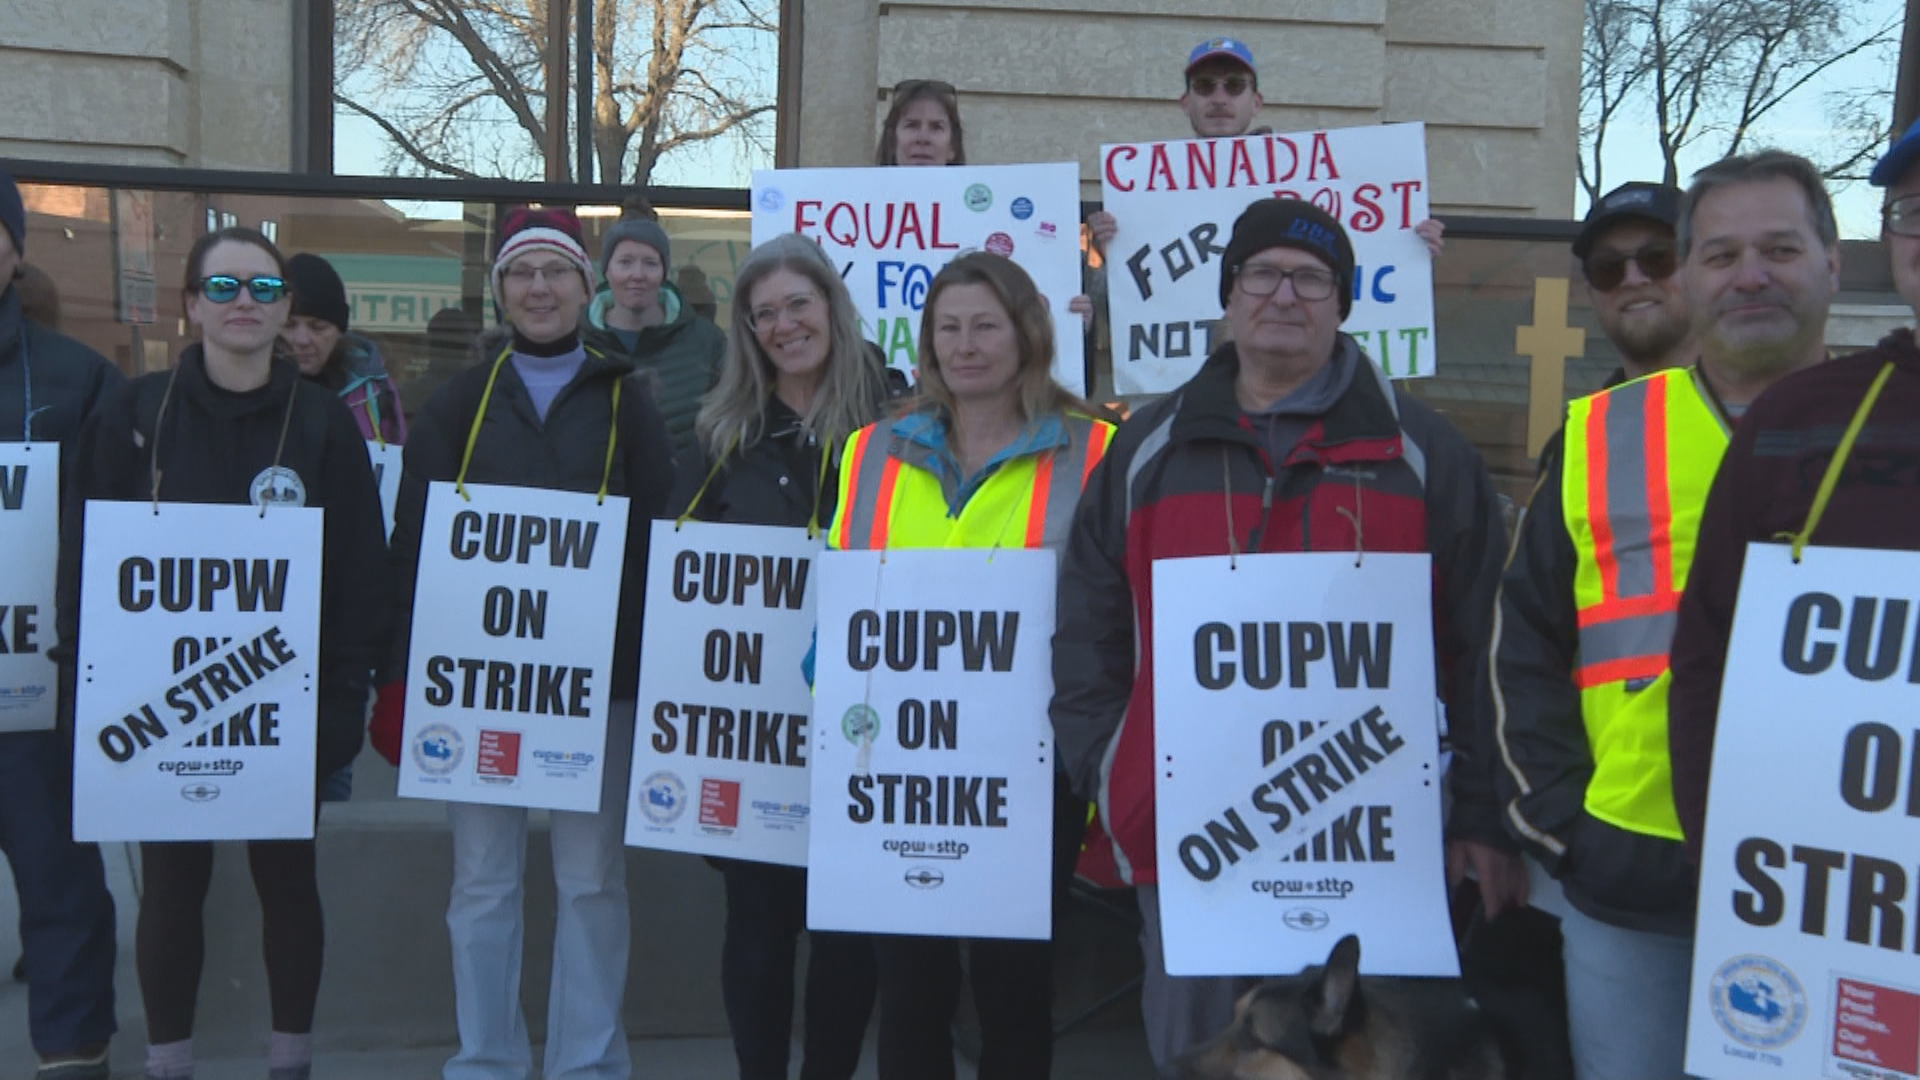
676;435;739;529
456;345;622;504
1773;362;1895;563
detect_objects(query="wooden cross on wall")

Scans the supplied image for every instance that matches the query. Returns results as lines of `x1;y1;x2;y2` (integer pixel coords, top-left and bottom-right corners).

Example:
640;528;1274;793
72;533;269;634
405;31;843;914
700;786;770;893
1514;278;1587;458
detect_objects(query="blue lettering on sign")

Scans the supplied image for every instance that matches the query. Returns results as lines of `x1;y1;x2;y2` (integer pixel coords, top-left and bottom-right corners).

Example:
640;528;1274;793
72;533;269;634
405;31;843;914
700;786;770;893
876;262;936;311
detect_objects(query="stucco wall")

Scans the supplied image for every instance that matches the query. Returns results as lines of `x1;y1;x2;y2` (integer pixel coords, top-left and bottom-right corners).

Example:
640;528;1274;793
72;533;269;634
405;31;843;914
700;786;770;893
0;0;294;170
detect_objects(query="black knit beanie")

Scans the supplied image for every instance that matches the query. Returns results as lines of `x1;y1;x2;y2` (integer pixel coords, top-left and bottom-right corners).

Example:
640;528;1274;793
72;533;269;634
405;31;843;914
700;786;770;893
286;253;352;332
1219;198;1356;318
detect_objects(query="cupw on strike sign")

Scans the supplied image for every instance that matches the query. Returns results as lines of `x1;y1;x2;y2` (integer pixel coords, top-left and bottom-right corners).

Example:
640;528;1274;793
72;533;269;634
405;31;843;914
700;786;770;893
0;443;59;732
1687;545;1920;1079
72;500;323;841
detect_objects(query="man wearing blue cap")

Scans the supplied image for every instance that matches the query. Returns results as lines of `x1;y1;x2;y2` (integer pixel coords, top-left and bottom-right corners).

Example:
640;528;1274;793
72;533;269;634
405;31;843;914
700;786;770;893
0;169;122;1079
1087;38;1443;276
1670;137;1920;862
1179;38;1266;140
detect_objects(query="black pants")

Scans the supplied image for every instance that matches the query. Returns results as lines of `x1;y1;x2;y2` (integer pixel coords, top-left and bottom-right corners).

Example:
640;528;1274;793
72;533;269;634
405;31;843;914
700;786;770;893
716;858;877;1080
137;839;323;1043
874;774;1088;1080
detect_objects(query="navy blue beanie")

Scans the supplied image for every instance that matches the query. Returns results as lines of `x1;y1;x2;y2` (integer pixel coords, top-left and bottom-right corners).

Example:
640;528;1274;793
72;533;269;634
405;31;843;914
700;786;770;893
1219;198;1355;317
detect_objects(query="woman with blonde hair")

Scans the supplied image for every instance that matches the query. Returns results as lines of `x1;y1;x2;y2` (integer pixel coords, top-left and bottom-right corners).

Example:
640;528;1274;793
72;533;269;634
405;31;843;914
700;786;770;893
678;232;896;1080
828;251;1113;1079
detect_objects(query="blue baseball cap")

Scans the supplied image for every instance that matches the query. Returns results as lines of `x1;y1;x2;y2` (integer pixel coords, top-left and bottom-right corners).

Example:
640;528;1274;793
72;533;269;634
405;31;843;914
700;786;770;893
1186;38;1257;79
1870;117;1920;188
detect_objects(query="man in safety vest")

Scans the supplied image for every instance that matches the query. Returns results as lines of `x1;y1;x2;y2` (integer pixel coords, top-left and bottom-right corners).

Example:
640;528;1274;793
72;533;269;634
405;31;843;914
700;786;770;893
1492;149;1839;1080
1053;197;1514;1074
1669;133;1920;857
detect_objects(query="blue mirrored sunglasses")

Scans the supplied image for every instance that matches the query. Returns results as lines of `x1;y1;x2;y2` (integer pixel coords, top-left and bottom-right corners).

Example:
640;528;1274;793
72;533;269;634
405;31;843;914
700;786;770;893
197;275;289;304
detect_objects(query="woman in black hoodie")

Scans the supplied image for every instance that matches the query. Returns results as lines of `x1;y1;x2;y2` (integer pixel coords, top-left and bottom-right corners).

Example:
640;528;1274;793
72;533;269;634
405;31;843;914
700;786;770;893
59;226;390;1080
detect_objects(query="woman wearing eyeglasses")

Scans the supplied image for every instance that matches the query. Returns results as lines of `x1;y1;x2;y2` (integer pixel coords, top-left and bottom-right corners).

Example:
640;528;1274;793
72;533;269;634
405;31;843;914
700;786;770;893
380;207;673;1080
828;253;1113;1080
676;232;897;1080
58;226;390;1080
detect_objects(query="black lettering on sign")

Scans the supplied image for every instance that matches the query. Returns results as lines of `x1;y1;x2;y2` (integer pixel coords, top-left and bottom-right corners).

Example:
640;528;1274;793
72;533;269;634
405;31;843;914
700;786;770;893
481;587;549;639
185;701;282;748
1191;621;1392;690
701;630;764;684
449;511;598;568
95;626;296;763
896;699;958;751
117;558;290;613
846;610;1019;673
0;465;25;511
1781;591;1920;683
672;551;811;609
843;773;1008;826
0;605;40;655
1835;722;1920;818
648;701;807;767
418;656;592;717
1281;805;1396;863
1732;836;1785;927
1261;720;1326;766
1790;845;1846;936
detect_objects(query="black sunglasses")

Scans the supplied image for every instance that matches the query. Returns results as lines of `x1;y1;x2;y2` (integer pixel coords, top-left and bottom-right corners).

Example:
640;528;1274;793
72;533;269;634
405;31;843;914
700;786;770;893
1188;75;1253;97
196;275;289;304
1583;242;1678;292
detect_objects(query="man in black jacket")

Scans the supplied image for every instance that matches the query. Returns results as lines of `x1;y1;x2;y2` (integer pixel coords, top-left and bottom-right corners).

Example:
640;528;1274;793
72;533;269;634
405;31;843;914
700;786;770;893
0;168;122;1080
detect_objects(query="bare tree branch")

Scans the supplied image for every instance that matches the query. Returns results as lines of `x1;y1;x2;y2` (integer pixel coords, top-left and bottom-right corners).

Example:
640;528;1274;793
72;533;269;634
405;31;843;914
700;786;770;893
339;0;776;186
336;93;485;179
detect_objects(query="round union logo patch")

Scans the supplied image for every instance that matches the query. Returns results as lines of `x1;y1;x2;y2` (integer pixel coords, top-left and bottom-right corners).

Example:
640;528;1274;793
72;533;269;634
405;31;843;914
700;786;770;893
249;466;307;508
411;723;464;777
1709;954;1807;1050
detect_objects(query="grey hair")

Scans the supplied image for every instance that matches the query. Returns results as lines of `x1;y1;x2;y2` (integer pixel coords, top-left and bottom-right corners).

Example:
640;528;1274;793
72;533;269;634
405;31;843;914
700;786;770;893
1678;149;1838;256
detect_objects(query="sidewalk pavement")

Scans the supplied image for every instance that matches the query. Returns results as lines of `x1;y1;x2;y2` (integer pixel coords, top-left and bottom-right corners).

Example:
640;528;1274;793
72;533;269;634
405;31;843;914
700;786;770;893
0;816;1157;1078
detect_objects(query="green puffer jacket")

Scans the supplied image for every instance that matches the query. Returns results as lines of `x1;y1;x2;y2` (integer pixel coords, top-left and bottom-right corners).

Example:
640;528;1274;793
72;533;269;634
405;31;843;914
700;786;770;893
582;281;725;464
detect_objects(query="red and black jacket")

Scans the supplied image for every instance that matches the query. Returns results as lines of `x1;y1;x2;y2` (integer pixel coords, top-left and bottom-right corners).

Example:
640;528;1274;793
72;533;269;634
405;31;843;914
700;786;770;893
1051;335;1509;885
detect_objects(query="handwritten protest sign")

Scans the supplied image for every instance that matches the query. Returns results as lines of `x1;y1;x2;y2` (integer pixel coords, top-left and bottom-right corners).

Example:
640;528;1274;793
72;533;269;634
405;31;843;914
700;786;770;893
1686;545;1920;1079
808;548;1057;940
1101;122;1435;394
0;444;59;732
1151;552;1456;977
628;521;822;866
72;501;323;841
751;163;1086;395
398;482;628;812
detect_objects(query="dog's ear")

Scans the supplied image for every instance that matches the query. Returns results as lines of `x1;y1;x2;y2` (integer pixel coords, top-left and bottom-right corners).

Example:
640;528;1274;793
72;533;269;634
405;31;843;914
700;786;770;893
1309;935;1363;1038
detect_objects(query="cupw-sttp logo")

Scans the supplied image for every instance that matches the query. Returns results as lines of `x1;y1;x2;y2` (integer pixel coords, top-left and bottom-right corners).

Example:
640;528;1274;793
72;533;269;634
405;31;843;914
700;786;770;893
0;684;48;711
412;724;464;777
1709;954;1807;1049
639;771;687;826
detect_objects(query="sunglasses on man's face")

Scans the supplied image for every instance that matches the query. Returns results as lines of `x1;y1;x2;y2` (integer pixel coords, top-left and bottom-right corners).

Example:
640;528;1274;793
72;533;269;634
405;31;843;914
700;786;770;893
1583;242;1679;292
1188;75;1252;97
196;275;289;304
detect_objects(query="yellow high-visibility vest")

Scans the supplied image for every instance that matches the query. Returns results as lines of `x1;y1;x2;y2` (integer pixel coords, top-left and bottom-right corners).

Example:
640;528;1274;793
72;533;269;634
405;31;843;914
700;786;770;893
1562;367;1728;840
830;413;1113;552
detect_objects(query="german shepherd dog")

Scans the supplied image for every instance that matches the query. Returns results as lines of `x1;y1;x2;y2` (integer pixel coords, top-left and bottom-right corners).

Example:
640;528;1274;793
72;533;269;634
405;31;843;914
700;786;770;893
1173;936;1511;1079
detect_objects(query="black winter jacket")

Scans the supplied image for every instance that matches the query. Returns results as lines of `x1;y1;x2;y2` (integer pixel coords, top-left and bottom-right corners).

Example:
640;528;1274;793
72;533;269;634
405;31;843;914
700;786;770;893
583;283;725;465
57;348;391;777
388;334;675;698
0;287;122;450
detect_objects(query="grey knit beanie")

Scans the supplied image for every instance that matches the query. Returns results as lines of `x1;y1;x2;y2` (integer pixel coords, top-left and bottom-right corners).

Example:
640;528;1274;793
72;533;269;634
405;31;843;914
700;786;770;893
598;218;672;278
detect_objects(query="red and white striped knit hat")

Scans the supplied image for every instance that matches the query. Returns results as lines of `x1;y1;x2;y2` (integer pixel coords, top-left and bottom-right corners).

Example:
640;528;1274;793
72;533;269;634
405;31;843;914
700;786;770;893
491;206;596;299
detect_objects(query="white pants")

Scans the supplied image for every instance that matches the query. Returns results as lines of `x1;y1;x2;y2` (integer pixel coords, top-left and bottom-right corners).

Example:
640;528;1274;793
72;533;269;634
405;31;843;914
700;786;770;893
1561;902;1696;1080
443;702;635;1080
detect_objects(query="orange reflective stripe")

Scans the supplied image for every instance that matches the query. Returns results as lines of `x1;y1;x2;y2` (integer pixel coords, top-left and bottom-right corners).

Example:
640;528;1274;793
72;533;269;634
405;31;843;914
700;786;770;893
1579;591;1681;623
1574;655;1669;690
1082;423;1112;488
870;456;901;549
1026;453;1057;548
1642;376;1676;596
1585;391;1619;599
834;427;872;550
